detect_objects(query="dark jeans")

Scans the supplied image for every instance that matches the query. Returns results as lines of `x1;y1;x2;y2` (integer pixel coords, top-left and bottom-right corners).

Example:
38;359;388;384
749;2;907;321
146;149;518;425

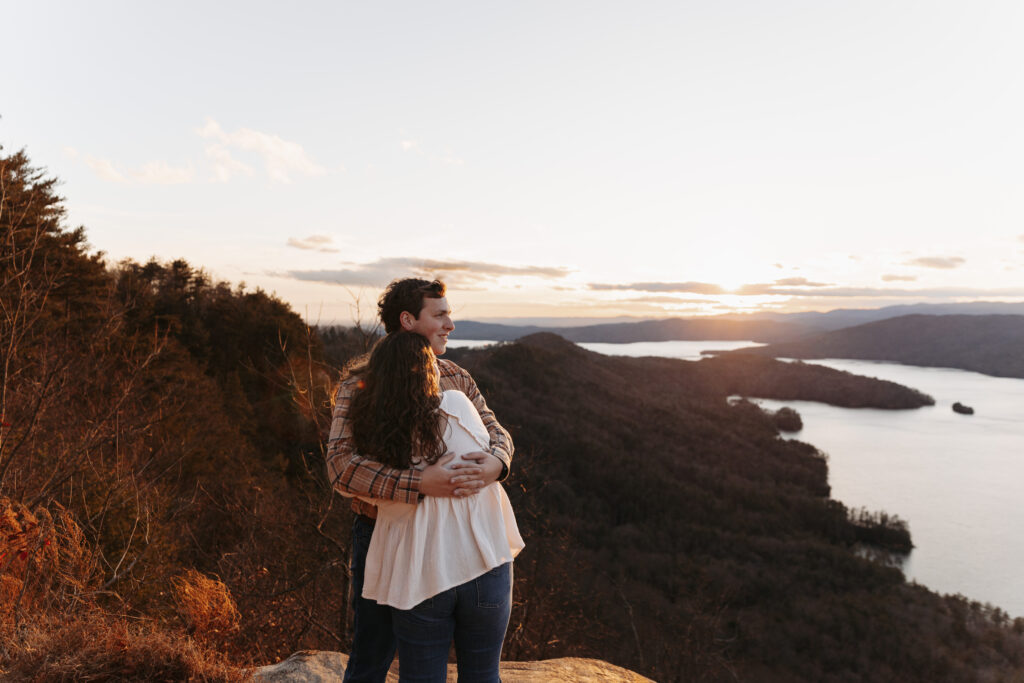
344;515;398;683
391;562;512;683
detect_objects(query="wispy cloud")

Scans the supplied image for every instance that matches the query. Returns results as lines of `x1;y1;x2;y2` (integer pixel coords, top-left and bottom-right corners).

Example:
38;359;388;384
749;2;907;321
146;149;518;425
587;281;725;294
740;285;1024;298
771;277;830;287
905;256;966;269
197;118;326;183
281;257;573;287
287;235;340;253
734;280;833;295
68;147;194;185
882;274;917;282
133;161;195;184
587;278;830;295
68;119;326;184
620;296;716;305
205;144;254;182
83;156;127;183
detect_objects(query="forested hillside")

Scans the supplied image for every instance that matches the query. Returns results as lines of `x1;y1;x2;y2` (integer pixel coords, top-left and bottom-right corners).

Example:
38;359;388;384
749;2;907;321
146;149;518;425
0;150;360;679
3;149;1024;681
738;314;1024;379
448;335;1023;681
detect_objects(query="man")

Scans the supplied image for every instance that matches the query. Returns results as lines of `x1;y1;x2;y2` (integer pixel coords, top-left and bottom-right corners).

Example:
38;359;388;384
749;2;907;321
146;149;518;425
325;278;514;683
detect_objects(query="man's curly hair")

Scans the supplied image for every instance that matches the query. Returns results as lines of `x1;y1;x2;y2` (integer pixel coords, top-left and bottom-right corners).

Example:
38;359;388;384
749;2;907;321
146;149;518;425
378;278;446;334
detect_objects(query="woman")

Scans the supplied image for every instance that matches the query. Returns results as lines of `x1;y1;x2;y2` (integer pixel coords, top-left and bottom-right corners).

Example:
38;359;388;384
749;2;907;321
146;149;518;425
346;331;524;682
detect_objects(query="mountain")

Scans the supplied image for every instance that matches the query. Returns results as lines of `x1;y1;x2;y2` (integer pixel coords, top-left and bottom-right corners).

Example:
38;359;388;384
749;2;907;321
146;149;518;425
457;302;1024;344
732;314;1024;379
446;334;1024;681
731;301;1024;331
454;318;810;343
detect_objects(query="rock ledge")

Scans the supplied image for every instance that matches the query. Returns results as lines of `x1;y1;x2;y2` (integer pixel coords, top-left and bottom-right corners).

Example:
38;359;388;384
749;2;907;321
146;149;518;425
251;650;655;682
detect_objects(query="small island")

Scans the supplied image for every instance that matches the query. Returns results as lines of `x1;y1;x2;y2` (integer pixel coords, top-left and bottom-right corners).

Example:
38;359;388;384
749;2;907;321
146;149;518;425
952;401;975;415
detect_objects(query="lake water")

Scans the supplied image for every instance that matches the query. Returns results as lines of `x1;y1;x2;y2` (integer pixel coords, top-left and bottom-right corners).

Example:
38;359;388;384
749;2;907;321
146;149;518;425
448;338;1024;617
448;338;763;359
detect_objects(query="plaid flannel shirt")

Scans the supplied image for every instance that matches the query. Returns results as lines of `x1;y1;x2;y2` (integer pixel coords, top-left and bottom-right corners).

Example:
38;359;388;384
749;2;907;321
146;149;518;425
325;358;514;519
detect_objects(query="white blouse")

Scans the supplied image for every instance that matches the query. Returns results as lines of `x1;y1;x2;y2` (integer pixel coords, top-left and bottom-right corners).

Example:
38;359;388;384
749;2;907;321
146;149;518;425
361;390;525;610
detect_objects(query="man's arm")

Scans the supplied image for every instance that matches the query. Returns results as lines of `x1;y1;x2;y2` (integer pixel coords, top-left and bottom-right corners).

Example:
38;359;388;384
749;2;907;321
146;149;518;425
445;362;514;483
325;376;484;501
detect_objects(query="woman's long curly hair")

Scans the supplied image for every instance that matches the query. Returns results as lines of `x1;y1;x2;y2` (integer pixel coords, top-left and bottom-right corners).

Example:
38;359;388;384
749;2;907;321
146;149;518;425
346;331;446;469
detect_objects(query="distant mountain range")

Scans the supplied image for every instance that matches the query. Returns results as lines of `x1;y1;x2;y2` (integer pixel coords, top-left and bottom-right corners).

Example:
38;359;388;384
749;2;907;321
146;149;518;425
733;314;1024;379
729;301;1024;331
457;301;1024;343
454;317;808;343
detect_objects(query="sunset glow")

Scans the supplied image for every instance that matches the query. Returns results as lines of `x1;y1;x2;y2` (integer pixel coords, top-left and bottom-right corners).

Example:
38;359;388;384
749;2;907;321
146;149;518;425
4;1;1024;324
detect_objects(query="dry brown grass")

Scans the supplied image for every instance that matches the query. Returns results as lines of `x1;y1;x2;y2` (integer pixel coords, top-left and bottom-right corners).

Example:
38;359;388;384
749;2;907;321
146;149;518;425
0;498;249;681
1;497;99;635
1;612;249;682
171;569;242;643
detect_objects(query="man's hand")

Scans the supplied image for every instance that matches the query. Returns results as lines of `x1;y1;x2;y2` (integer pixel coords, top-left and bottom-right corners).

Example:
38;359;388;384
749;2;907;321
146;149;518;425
456;451;503;492
420;453;485;498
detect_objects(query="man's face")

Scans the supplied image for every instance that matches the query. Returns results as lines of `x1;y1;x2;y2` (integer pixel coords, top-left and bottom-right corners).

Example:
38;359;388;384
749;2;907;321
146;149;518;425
402;296;454;355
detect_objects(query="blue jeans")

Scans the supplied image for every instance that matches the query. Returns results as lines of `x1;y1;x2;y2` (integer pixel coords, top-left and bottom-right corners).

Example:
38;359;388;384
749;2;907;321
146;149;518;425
391;562;512;683
344;515;398;683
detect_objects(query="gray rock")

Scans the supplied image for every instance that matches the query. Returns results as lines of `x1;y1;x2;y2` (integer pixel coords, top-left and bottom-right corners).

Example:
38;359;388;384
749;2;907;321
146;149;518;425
250;650;655;682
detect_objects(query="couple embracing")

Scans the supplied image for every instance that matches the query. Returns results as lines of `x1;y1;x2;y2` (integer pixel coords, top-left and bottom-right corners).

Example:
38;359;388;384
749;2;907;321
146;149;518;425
326;278;523;682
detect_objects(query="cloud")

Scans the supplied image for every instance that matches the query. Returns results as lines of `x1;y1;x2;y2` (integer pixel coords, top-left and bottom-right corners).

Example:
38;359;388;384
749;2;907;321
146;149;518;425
620;296;715;305
282;257;573;287
905;256;966;269
205;144;254;182
587;281;726;295
738;285;1024;298
134;161;194;184
197;117;326;183
734;280;833;295
771;277;830;287
881;274;917;282
584;279;1024;300
84;156;128;183
287;235;340;253
82;155;193;185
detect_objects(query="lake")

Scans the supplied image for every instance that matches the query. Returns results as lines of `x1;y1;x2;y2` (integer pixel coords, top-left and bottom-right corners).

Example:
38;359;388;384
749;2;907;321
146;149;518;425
448;338;1024;617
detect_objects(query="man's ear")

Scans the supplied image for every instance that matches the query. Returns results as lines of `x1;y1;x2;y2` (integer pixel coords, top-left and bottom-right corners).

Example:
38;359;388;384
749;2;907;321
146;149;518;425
400;311;415;330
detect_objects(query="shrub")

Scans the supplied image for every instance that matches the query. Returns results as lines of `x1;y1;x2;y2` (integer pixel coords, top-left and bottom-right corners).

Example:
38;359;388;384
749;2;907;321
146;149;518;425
172;569;242;641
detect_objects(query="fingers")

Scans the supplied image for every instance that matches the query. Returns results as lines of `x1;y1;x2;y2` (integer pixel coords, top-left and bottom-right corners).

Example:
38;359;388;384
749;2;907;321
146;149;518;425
452;485;483;497
447;462;483;473
458;451;488;463
450;472;485;497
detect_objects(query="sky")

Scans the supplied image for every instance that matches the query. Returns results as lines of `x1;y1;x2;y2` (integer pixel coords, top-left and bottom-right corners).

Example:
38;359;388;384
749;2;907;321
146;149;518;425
4;1;1024;324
